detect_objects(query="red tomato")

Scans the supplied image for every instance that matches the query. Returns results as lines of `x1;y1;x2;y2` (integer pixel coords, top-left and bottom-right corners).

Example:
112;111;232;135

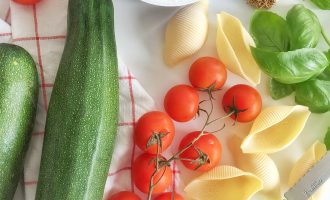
164;85;199;122
179;131;222;172
107;191;141;200
132;153;172;194
189;57;227;90
154;192;184;200
13;0;40;5
222;84;262;123
134;111;175;154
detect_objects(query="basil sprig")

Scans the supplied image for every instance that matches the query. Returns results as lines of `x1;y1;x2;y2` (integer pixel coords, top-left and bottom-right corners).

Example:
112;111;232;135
250;4;330;113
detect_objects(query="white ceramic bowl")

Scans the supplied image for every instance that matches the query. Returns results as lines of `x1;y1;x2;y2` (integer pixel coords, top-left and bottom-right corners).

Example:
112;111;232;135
141;0;199;7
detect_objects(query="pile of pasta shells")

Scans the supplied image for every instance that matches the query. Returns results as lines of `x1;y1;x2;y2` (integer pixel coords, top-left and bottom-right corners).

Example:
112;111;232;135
163;1;329;200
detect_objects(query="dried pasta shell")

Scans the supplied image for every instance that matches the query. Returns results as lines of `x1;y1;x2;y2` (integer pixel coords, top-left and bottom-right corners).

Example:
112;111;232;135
216;12;261;86
164;0;208;66
288;141;327;200
184;165;263;200
229;135;282;200
241;105;311;154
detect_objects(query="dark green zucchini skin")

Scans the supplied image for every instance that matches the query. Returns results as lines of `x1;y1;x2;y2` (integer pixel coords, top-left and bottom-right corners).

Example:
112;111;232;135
36;0;119;199
0;43;39;199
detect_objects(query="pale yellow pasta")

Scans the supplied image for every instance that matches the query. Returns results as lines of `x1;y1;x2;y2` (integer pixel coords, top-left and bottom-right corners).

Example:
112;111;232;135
288;141;327;200
229;135;282;200
184;165;263;200
216;12;261;86
164;0;208;66
241;105;311;154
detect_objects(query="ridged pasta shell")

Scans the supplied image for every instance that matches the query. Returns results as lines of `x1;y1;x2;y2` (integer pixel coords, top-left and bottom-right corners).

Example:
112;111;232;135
288;141;327;200
216;12;261;86
184;165;263;200
164;0;208;66
229;135;282;200
241;105;311;154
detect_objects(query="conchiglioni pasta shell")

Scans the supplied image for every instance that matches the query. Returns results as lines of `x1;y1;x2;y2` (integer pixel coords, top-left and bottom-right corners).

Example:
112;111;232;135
216;12;261;86
241;105;311;154
288;141;327;200
229;135;282;200
184;165;263;200
164;0;208;66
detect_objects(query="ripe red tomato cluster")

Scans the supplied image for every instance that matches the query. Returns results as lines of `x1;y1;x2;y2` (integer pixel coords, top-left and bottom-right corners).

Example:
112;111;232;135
164;56;262;123
110;56;262;199
165;57;228;123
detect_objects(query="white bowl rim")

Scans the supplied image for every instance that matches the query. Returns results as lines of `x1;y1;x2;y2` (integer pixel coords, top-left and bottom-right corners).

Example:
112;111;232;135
141;0;199;7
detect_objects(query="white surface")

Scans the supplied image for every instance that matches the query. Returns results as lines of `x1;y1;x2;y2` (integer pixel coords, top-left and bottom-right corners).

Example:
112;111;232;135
141;0;199;7
114;0;330;199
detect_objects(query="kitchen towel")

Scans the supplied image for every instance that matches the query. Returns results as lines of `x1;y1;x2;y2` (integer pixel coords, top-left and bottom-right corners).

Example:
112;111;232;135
0;0;182;199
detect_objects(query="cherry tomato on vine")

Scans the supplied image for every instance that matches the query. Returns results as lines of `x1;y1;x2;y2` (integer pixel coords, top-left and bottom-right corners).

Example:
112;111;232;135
179;131;222;172
222;84;262;123
107;191;141;200
164;84;199;122
189;57;227;90
132;153;172;194
154;192;184;200
13;0;40;5
134;111;175;154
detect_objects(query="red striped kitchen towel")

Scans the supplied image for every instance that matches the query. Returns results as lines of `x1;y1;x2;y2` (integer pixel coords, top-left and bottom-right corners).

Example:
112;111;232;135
0;0;181;199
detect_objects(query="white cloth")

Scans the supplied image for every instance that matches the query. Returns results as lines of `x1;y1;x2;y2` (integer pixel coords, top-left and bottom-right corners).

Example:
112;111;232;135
0;0;173;199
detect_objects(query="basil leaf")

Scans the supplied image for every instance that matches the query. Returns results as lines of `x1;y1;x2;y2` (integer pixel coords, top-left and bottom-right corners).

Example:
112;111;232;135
311;0;330;10
324;128;330;150
318;66;330;81
250;10;290;52
269;79;295;100
286;4;321;50
318;51;330;80
295;79;330;113
251;47;328;84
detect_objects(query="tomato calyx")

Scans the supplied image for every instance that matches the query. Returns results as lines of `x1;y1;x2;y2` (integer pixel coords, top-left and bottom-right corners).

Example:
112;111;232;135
198;82;220;100
225;97;248;124
146;131;169;149
148;157;171;169
179;145;211;171
191;146;211;170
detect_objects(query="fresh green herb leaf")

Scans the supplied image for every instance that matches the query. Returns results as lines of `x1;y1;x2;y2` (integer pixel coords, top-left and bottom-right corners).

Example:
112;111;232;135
286;4;322;50
251;47;328;84
326;50;330;60
321;28;330;48
269;79;295;100
250;10;290;52
324;127;330;150
318;66;330;81
311;0;330;10
295;79;330;113
318;50;330;80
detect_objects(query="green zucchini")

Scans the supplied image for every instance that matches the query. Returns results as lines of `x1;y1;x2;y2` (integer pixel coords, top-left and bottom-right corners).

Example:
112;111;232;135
0;43;39;199
36;0;119;199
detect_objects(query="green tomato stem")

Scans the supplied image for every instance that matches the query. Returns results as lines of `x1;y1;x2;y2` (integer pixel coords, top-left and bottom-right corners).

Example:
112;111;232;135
321;28;330;48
